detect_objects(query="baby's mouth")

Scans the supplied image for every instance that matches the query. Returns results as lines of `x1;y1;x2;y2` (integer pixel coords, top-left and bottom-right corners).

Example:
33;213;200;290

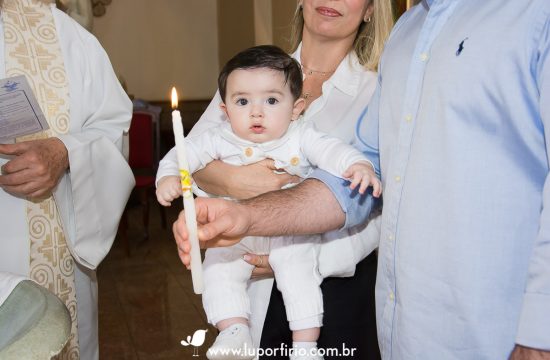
250;125;265;134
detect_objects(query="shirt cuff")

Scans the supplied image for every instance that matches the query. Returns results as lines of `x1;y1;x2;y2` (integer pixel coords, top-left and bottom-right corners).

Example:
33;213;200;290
516;292;550;350
308;169;378;230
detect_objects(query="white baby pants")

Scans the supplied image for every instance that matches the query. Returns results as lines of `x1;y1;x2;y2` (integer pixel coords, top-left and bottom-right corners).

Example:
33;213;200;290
202;234;323;331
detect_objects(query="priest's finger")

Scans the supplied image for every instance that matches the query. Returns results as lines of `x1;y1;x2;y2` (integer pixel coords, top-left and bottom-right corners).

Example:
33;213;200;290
1;181;44;197
0;169;34;187
1;167;60;196
1;154;32;175
0;142;28;156
2;139;68;184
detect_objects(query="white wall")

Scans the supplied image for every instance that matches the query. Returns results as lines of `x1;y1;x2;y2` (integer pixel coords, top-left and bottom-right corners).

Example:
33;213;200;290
93;0;219;101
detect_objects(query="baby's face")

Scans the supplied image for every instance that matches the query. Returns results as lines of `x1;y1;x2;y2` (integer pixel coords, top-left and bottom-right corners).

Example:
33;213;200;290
221;68;304;143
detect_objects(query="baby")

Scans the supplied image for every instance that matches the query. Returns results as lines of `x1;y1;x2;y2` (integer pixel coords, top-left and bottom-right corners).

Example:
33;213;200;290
156;45;380;360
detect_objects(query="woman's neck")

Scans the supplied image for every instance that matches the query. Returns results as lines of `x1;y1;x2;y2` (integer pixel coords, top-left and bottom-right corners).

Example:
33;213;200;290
300;31;354;72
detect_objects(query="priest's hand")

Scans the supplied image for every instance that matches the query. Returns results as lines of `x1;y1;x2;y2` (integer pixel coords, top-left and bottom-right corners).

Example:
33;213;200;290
0;138;69;198
173;197;251;269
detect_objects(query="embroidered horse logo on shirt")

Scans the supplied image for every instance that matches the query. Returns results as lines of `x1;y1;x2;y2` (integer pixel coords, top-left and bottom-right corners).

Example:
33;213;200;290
456;37;469;56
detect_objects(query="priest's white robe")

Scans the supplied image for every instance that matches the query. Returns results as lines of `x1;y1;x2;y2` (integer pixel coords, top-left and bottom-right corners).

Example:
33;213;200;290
0;6;134;360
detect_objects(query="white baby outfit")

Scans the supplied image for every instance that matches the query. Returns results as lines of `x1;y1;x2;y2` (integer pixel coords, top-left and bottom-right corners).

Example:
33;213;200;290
157;119;369;329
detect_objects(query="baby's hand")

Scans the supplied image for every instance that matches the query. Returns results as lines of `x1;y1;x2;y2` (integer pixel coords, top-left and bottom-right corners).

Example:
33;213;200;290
156;176;182;206
342;161;382;197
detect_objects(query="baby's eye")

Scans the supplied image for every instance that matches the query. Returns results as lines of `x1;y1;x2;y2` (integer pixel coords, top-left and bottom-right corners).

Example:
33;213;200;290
236;98;248;106
267;97;278;105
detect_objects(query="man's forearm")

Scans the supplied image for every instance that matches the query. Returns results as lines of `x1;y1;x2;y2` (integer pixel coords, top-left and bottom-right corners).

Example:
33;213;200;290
243;179;345;237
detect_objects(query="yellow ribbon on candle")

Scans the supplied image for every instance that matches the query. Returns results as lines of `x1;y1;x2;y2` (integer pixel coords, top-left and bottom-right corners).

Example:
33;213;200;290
180;169;192;194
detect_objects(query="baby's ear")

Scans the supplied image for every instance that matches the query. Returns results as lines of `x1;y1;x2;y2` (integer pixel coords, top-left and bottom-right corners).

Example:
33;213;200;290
219;102;229;120
291;98;306;120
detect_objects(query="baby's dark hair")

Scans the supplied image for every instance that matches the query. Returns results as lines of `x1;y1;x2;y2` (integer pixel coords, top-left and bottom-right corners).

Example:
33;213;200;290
218;45;303;102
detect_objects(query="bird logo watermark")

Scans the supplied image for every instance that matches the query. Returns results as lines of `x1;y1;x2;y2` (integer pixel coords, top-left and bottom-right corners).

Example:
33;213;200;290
180;329;208;357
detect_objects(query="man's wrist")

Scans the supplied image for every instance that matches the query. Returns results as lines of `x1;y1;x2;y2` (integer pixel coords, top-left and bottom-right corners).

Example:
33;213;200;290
510;344;550;359
52;137;69;171
230;199;253;238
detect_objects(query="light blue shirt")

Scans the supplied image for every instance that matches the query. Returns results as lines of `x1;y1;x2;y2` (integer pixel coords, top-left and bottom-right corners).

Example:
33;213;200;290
311;0;550;358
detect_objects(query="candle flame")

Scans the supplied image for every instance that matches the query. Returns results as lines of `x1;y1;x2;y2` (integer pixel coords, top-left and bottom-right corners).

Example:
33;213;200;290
171;87;178;109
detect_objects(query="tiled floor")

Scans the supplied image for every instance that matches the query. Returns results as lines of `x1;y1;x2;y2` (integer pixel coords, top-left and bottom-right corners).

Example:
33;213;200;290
98;198;217;359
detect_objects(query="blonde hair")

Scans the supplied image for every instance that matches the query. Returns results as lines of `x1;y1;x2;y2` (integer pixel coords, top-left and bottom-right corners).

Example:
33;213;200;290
290;0;394;71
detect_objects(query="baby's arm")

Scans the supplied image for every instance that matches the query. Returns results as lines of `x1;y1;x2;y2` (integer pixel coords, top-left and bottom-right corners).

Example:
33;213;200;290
342;161;382;197
156;175;182;206
155;128;223;206
156;147;183;206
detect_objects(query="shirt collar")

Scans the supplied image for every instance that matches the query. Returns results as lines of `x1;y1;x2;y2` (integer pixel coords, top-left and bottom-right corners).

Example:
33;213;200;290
292;42;362;97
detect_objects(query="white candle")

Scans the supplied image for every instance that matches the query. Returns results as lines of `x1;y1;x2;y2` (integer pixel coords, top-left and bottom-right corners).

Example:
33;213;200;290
171;87;204;294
